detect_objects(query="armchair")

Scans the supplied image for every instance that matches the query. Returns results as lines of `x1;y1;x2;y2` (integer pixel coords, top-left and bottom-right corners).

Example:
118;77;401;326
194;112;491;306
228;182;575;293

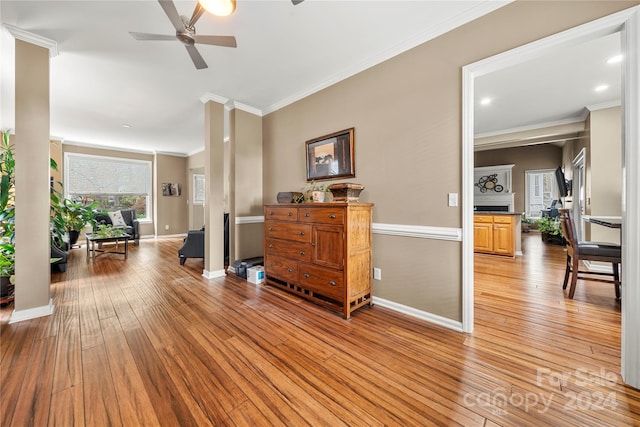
178;229;204;265
94;208;140;244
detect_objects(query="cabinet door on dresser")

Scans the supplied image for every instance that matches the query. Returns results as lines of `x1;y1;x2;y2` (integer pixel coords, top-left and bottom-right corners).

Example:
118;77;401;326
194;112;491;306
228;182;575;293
311;225;344;269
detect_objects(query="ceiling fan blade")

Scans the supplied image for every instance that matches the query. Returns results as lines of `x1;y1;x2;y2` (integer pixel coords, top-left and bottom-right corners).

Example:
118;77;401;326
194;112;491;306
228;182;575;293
292;0;304;4
158;0;185;32
193;35;237;48
185;45;208;69
187;2;206;29
129;32;176;41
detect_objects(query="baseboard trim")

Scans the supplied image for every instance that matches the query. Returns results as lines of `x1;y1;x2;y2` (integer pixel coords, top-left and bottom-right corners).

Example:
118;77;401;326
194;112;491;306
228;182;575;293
203;269;226;279
583;260;616;274
155;233;187;239
372;296;463;332
227;266;236;274
236;216;264;225
372;223;462;241
9;299;54;324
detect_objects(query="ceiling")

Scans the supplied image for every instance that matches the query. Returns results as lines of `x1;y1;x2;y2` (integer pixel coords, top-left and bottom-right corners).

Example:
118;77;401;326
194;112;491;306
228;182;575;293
0;1;622;156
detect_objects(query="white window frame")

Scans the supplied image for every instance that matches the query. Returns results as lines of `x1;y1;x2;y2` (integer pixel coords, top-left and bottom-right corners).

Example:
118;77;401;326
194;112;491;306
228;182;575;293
193;174;205;205
524;169;557;219
64;152;153;223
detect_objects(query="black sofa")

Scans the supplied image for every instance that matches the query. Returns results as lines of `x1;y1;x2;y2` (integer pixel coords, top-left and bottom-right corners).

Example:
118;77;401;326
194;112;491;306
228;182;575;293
94;208;140;244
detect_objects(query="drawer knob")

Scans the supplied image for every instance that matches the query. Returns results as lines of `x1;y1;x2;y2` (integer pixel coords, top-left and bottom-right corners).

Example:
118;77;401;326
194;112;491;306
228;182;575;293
304;273;310;278
269;211;273;215
328;280;336;286
329;214;336;219
269;262;275;267
288;212;293;216
268;227;273;231
304;212;310;217
300;251;305;255
287;268;293;273
300;231;305;236
268;244;274;248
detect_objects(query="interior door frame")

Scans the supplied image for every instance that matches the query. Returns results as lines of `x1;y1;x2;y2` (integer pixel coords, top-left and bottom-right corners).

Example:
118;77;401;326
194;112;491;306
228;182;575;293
462;7;640;388
572;148;587;240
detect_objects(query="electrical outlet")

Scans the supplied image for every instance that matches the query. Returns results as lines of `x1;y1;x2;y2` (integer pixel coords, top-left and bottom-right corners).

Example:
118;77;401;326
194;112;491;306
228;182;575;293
373;267;382;280
165;224;169;230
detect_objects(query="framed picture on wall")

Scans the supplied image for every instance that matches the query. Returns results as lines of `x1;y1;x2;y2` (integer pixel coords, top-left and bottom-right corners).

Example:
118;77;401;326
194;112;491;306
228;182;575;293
162;182;181;197
306;128;355;181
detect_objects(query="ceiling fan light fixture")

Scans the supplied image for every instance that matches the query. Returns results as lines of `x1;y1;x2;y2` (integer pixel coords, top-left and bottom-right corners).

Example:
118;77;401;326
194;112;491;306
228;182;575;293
199;0;236;17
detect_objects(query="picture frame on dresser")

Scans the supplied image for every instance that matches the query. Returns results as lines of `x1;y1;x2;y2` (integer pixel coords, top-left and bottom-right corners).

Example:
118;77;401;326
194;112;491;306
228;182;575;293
306;128;355;181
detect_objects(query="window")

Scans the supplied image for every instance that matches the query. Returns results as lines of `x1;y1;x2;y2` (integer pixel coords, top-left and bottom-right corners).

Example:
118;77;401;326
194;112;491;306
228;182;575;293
525;169;558;218
64;153;152;221
193;174;205;205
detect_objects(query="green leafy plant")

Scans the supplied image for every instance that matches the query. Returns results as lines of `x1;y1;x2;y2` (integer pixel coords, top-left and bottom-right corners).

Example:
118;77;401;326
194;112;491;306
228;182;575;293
297;180;331;202
536;216;563;236
0;130;15;284
59;198;101;232
95;224;125;238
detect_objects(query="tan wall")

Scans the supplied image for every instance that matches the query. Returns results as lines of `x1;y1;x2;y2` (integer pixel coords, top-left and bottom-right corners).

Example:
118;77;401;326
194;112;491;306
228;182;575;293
155;153;188;236
475;144;563;213
62;144;156;236
262;1;638;321
589;106;622;244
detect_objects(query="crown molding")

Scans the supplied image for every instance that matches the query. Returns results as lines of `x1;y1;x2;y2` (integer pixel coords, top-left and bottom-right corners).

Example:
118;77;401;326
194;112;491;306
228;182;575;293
62;139;155;156
586;100;622;112
227;101;263;117
262;1;512;115
199;92;229;105
154;150;188;158
475;116;587;140
2;24;59;58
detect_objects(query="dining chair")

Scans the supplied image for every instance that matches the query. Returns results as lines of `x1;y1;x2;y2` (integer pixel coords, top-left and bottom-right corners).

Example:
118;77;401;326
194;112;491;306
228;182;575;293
559;209;622;299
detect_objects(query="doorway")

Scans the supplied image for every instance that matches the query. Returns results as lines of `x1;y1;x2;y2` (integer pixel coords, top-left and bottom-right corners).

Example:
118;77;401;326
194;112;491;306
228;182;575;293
462;7;640;388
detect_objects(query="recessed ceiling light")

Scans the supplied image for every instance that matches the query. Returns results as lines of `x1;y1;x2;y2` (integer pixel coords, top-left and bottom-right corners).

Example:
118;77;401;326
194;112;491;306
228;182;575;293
480;97;492;105
594;85;609;92
122;124;131;128
607;54;623;64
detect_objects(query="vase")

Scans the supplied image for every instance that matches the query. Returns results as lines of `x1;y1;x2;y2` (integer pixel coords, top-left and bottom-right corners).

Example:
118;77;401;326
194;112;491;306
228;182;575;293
312;191;325;202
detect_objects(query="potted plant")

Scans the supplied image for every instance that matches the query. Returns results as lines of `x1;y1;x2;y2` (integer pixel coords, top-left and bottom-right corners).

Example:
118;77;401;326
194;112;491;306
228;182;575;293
521;216;535;233
536;216;565;245
0;129;15;302
296;181;331;203
58;198;101;246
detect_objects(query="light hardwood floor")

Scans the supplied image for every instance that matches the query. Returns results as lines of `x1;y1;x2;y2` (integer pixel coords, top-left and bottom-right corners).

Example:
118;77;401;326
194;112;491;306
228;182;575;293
1;234;639;426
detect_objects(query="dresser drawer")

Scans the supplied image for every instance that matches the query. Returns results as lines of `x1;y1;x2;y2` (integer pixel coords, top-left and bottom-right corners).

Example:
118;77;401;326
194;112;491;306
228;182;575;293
493;215;513;224
298;263;344;300
299;207;344;225
265;255;298;282
265;238;311;262
265;222;311;243
474;215;493;223
264;207;298;222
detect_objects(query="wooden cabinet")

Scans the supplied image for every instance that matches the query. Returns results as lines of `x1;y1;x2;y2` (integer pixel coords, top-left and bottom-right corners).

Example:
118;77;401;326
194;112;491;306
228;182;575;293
264;203;373;319
474;214;515;257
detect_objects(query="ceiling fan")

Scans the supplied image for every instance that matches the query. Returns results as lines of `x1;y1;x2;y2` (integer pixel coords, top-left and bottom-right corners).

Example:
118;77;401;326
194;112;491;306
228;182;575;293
130;0;237;70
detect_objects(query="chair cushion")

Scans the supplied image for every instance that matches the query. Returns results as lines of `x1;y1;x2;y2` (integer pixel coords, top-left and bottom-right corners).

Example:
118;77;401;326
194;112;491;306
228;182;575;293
108;210;127;227
577;242;621;258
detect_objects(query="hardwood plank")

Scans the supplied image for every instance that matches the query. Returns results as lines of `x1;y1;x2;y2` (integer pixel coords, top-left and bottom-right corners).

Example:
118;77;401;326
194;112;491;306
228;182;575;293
48;386;85;427
11;336;57;426
81;344;123;426
100;316;161;426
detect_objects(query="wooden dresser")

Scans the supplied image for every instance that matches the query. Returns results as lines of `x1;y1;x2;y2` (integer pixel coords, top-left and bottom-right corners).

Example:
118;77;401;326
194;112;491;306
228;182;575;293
263;202;373;319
